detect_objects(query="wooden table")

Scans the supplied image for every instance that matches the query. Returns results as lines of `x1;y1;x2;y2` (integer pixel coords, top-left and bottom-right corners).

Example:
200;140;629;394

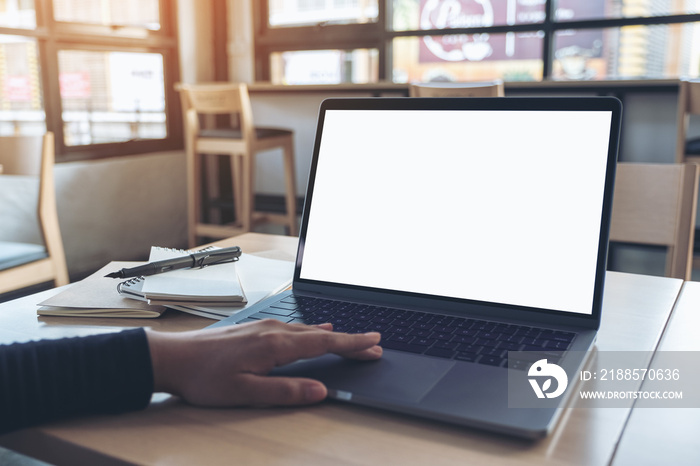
0;233;687;465
612;280;700;465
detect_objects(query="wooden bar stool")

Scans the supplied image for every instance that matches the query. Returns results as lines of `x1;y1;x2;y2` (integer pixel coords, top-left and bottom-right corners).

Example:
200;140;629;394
176;83;298;248
409;80;505;97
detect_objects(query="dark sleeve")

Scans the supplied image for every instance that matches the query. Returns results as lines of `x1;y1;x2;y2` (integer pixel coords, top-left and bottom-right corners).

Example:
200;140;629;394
0;328;154;434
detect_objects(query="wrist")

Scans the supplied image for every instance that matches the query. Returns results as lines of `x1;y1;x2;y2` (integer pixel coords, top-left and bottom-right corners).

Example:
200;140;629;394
145;330;178;394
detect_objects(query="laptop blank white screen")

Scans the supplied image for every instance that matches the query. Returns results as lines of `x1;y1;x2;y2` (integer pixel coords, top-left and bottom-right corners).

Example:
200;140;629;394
299;109;613;315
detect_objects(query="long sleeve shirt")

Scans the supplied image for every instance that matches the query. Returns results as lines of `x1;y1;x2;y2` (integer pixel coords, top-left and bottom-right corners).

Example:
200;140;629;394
0;328;153;434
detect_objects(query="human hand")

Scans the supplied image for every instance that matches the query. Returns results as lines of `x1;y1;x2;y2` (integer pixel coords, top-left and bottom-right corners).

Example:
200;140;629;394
146;319;382;407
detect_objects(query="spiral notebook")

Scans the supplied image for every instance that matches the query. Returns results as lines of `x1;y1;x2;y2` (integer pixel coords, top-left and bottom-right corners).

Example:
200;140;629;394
37;261;167;318
167;252;295;320
117;246;247;306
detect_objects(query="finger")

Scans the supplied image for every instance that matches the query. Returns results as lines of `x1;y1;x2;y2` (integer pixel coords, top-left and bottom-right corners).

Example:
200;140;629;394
236;373;328;406
307;323;381;359
239;318;321;332
270;330;382;367
336;344;383;360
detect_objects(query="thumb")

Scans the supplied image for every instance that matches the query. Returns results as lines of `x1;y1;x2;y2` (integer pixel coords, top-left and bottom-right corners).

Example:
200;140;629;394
238;374;329;406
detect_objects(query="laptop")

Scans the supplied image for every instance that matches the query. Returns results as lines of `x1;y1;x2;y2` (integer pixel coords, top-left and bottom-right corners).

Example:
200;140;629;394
210;96;622;439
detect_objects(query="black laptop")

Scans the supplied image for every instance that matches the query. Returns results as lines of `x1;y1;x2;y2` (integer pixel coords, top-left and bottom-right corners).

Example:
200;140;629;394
211;96;622;439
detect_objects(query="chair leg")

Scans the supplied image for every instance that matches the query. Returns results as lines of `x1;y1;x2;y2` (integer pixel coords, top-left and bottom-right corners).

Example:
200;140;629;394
186;148;199;249
282;138;298;236
204;154;221;224
230;154;244;227
240;152;254;233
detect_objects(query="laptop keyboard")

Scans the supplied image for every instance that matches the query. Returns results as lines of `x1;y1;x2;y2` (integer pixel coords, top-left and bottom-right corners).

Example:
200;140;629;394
242;295;575;368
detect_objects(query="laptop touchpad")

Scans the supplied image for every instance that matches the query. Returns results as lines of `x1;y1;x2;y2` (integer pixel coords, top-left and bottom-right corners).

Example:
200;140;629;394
273;352;455;403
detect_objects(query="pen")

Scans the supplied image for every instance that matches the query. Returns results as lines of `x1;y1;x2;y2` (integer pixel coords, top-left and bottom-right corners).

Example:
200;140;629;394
105;246;242;279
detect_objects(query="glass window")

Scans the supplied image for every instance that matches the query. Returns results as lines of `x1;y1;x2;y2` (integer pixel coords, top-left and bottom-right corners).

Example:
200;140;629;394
271;49;379;84
268;0;378;27
393;32;544;83
0;34;44;136
554;0;700;21
58;50;166;146
53;0;161;30
0;0;179;160
255;0;700;83
0;0;36;29
393;0;546;31
551;28;605;80
553;22;700;80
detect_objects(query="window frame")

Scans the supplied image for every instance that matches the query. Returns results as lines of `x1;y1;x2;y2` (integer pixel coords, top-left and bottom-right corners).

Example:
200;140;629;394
0;0;182;162
253;0;700;84
253;1;390;80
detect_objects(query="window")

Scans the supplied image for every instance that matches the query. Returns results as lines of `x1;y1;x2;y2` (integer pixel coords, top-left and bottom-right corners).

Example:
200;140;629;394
0;34;44;135
58;50;166;146
0;0;180;161
254;0;700;85
268;0;379;27
270;49;379;84
254;1;383;85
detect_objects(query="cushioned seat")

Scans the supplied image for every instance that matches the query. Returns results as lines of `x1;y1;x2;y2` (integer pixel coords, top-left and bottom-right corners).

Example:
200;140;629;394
199;127;293;140
0;132;68;295
0;241;48;271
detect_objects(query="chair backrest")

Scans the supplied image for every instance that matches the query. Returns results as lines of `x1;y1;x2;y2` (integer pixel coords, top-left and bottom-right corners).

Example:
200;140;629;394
609;162;699;280
175;82;256;141
409;80;505;97
675;79;700;163
0;132;69;290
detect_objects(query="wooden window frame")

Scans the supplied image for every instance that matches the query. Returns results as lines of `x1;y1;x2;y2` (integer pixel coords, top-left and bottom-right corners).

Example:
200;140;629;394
253;0;700;84
0;0;182;162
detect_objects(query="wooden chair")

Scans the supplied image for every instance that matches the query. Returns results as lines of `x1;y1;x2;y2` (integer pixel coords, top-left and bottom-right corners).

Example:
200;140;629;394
0;133;69;294
675;79;700;164
409;80;505;97
609;162;699;280
176;82;298;248
674;79;700;269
